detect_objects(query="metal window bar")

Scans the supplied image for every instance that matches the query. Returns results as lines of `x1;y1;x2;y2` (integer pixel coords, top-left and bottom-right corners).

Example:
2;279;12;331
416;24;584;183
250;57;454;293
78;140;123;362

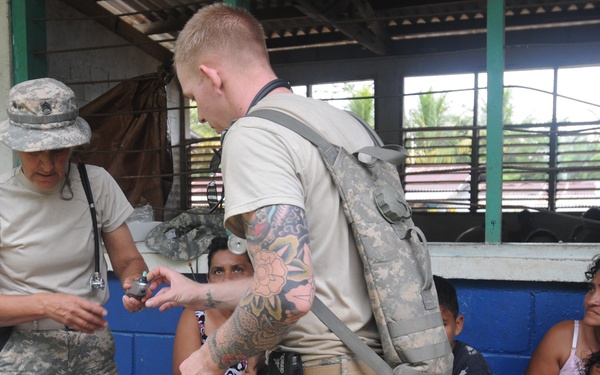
186;137;223;209
402;84;600;213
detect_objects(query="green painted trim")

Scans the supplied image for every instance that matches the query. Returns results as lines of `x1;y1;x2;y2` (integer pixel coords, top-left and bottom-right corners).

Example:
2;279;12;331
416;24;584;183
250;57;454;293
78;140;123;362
10;0;47;83
485;0;505;243
223;0;250;10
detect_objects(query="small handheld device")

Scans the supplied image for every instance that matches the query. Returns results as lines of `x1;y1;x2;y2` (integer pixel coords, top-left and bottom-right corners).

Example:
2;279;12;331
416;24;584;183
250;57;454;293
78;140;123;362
126;271;148;300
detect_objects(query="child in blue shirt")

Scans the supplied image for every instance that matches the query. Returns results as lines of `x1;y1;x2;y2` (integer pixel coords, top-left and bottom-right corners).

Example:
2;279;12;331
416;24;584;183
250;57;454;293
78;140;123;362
434;275;493;375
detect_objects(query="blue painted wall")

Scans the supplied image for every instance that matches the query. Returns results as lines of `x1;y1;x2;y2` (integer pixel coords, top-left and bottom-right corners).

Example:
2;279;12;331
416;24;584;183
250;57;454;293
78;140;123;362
105;274;184;375
105;274;587;375
451;279;586;375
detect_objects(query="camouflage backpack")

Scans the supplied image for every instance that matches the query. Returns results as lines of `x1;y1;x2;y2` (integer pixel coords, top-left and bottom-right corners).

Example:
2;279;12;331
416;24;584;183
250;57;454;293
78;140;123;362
247;109;452;375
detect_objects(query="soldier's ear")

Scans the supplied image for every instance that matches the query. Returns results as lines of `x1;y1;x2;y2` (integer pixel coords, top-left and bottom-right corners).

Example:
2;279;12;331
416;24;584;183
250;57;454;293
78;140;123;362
199;65;223;94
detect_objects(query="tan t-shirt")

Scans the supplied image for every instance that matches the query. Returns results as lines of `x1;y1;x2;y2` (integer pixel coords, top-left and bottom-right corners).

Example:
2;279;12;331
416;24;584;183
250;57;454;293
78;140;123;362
223;94;381;364
0;164;133;305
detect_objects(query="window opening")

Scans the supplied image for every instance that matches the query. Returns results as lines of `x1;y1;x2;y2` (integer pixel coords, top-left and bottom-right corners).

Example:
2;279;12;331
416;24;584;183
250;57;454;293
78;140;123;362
187;100;221;209
311;80;375;127
402;66;600;214
186;80;375;209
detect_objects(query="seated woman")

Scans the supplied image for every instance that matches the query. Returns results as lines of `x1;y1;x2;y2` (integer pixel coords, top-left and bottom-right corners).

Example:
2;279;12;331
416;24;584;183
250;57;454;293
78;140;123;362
172;236;262;375
586;350;600;375
525;254;600;375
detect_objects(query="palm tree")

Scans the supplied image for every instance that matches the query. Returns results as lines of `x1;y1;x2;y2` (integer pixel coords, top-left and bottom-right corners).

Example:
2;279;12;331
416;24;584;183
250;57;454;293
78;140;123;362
343;83;374;127
404;90;472;164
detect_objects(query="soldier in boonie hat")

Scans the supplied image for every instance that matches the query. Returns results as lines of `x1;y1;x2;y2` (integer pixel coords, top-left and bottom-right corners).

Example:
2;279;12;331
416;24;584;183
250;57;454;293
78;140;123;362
0;77;91;152
0;78;149;374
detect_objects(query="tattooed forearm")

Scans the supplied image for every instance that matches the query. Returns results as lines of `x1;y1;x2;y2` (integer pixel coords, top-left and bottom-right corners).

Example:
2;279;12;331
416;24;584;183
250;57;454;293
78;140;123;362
205;289;216;309
207;204;315;368
207;308;294;367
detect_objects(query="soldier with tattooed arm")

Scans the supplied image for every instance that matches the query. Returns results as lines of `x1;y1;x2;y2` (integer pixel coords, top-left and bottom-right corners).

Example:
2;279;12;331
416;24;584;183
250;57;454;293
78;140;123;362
145;3;381;375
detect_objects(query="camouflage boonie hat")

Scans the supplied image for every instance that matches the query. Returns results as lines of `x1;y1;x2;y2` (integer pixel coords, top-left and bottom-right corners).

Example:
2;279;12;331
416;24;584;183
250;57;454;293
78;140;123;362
0;78;91;152
145;208;226;261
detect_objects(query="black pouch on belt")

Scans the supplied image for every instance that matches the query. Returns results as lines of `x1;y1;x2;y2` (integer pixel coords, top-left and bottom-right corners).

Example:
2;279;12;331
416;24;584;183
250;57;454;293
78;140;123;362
0;326;13;351
268;351;303;375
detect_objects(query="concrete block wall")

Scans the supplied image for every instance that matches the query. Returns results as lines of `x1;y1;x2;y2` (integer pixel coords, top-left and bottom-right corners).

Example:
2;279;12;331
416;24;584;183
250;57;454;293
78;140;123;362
105;274;183;375
451;279;585;375
46;0;161;107
105;273;586;375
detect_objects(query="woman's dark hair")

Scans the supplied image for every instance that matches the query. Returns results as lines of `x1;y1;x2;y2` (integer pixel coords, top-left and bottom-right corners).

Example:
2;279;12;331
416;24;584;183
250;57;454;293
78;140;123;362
586;349;600;375
585;255;600;281
206;236;229;269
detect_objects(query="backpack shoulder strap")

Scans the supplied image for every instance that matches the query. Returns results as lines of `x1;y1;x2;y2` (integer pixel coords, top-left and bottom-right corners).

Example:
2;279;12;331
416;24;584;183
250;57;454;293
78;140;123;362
248;109;407;166
245;108;395;374
345;110;383;146
312;296;394;375
248;109;336;156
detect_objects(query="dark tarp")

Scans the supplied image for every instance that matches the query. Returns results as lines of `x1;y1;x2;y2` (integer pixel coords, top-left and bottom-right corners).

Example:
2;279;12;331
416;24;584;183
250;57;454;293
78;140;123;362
72;72;173;221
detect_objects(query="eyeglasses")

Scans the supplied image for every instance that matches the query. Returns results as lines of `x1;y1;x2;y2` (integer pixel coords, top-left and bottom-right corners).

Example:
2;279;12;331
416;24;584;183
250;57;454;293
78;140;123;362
206;147;224;213
206;129;230;212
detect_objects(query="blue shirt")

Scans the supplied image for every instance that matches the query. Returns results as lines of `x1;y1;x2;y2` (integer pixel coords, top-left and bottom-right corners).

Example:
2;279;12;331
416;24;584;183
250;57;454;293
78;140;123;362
453;340;493;375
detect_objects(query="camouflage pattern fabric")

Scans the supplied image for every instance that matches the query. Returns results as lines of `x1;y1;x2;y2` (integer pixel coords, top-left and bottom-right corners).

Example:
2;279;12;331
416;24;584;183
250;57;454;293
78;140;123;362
145;208;226;261
247;109;453;375
324;146;452;375
0;78;91;152
0;328;117;375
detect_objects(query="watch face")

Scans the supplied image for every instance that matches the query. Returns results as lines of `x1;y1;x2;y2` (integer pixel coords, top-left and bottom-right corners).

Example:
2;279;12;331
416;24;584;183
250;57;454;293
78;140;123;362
227;234;247;255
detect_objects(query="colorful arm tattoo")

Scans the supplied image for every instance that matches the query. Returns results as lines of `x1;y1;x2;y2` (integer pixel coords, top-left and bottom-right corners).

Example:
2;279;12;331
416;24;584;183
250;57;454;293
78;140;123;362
207;204;315;368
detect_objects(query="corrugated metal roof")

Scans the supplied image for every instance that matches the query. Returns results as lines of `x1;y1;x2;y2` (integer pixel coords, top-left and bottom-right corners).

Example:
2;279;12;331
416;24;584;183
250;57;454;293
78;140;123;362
58;0;600;64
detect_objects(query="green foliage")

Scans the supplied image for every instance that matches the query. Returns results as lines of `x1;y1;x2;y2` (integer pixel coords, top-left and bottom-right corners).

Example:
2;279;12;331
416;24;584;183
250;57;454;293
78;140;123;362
407;90;450;128
189;101;218;138
405;90;472;164
343;83;374;127
405;85;600;188
479;88;515;125
556;130;600;180
191;122;219;138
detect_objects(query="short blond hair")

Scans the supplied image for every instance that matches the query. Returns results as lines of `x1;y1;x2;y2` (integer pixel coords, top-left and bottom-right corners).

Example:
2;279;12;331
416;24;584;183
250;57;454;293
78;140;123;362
174;3;269;73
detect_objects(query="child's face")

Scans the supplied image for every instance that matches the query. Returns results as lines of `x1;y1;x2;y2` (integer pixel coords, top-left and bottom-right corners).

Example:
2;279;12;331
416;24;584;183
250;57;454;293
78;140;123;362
440;306;464;349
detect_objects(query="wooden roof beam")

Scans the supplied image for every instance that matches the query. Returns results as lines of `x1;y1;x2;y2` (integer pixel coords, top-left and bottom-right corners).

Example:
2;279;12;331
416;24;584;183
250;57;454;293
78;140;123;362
60;0;173;63
294;0;388;55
